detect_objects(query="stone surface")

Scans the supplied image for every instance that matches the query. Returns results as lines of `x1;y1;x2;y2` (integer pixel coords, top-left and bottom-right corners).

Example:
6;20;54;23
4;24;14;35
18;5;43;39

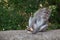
0;30;60;40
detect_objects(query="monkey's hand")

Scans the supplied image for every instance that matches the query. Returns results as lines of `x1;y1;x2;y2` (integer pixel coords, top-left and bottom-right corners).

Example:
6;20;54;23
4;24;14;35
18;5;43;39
27;27;33;32
27;27;34;33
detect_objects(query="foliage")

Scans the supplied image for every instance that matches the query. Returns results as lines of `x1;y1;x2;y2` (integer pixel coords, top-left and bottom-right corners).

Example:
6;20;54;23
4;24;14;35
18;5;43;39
0;0;60;31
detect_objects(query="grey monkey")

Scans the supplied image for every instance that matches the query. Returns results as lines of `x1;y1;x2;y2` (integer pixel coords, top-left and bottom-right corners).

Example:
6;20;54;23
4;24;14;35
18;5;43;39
27;7;51;34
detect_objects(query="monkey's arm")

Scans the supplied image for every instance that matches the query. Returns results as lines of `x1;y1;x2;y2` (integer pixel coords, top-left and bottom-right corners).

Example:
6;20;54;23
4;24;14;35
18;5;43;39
27;16;33;31
29;16;37;27
28;17;33;27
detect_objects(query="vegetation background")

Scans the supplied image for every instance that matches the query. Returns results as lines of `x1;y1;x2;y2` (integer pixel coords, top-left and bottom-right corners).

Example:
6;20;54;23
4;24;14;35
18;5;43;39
0;0;60;31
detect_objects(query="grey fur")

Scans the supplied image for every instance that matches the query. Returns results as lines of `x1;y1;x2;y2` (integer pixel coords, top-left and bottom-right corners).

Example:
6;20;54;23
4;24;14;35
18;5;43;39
28;7;51;34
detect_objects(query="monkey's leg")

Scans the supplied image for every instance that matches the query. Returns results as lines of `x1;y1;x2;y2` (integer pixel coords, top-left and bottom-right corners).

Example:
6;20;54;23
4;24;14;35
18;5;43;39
39;24;48;32
32;18;45;34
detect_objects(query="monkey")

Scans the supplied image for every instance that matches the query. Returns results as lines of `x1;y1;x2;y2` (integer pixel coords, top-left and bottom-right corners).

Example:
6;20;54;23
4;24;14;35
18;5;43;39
26;7;51;34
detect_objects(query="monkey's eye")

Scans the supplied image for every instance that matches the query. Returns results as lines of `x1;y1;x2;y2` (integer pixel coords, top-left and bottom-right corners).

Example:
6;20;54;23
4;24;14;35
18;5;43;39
44;12;49;14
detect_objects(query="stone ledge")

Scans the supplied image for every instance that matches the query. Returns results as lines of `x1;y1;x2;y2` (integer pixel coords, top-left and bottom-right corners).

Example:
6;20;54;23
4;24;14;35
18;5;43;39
0;30;60;40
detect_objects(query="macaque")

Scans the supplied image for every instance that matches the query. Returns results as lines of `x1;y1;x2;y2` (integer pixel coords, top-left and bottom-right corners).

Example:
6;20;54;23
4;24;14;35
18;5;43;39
27;7;51;34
